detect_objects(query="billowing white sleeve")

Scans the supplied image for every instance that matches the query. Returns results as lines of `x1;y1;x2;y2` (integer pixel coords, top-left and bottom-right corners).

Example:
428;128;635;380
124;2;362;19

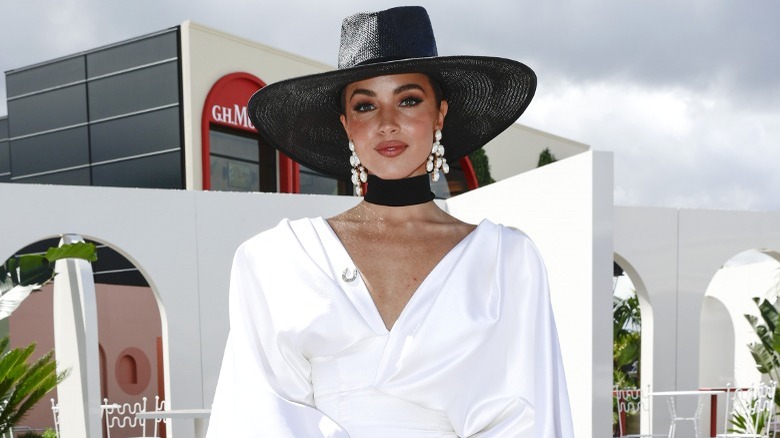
469;316;573;437
206;243;348;437
453;227;574;437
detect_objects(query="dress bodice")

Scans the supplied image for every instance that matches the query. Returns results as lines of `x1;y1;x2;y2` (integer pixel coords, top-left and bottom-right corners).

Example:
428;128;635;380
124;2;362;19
311;335;458;437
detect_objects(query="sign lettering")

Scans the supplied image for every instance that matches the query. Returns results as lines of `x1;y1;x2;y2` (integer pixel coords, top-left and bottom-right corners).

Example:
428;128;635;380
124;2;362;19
210;104;255;129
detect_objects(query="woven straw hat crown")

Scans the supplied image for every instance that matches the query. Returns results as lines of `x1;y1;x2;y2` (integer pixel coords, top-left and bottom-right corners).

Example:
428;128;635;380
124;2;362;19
248;6;536;178
338;6;438;68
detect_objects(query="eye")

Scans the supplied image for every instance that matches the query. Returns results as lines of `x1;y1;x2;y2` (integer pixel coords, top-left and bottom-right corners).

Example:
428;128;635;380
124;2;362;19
352;102;375;112
399;97;422;107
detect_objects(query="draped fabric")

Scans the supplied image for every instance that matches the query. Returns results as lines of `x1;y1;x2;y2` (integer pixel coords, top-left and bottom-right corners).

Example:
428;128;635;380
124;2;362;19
207;218;573;437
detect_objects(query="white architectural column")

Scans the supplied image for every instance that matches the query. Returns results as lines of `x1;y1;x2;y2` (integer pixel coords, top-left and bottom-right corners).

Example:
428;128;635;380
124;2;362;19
52;234;102;438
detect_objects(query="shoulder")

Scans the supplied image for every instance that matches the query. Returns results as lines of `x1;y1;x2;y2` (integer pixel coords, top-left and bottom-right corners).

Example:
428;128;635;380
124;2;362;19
478;220;538;251
477;220;546;270
478;222;552;311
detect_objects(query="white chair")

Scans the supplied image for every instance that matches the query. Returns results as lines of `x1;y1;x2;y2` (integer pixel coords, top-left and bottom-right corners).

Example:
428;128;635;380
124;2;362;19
717;381;777;438
50;398;60;438
666;395;703;438
103;396;166;438
615;386;667;437
52;398;116;437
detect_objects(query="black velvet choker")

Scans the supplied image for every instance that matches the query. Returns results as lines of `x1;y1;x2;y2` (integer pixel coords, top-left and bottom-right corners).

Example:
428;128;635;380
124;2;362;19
363;174;435;206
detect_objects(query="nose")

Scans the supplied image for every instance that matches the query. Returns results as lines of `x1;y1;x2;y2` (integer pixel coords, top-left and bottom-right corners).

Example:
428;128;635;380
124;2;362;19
377;107;399;135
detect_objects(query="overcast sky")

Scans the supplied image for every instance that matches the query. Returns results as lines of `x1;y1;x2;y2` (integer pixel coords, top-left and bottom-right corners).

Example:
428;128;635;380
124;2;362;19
1;0;778;211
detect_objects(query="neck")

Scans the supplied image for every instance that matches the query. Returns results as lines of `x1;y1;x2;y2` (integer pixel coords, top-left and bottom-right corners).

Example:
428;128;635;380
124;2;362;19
363;173;435;207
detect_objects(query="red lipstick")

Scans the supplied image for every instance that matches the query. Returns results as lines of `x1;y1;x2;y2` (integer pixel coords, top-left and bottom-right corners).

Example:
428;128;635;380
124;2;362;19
374;141;408;157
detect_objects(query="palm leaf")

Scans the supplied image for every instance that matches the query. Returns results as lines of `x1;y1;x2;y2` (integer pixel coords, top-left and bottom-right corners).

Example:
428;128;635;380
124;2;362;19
0;242;97;290
757;298;779;334
16;255;51;286
45;242;97;263
743;296;780;412
0;338;66;435
747;343;778;374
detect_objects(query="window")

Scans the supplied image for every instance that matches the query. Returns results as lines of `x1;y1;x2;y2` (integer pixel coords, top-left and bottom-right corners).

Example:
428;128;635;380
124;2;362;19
7;84;88;137
92;151;182;189
90;107;180;162
117;355;138;384
0;118;9;180
15;168;91;186
87;62;179;120
6;56;85;98
87;31;177;78
10;127;89;177
4;29;183;189
114;347;151;395
209;128;276;192
299;165;351;195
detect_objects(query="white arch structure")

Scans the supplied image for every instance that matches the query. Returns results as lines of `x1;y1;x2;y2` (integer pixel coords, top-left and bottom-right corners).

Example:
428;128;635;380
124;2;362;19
2;150;779;437
615;207;780;434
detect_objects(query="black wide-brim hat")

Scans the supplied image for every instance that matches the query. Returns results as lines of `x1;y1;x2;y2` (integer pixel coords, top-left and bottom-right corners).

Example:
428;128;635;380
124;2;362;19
248;6;536;179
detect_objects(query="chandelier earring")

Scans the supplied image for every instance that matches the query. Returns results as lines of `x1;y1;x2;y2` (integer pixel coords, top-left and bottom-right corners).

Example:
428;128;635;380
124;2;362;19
349;140;367;196
426;129;449;182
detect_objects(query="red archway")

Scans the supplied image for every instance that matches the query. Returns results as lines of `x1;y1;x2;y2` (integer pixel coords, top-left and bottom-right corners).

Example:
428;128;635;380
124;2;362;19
200;72;298;192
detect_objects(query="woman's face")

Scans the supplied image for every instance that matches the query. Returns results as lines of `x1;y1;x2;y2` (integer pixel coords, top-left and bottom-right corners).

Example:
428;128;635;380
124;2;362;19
340;73;448;180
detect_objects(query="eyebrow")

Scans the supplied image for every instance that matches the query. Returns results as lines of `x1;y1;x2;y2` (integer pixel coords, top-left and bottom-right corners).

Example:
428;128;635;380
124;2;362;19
349;88;376;99
393;83;426;95
348;83;427;101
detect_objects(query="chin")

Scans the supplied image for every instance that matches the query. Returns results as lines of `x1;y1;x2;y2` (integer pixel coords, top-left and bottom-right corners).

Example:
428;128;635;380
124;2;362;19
373;171;427;180
369;164;429;181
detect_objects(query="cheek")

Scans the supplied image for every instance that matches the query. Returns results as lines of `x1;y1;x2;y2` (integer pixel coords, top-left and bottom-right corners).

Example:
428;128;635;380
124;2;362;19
347;121;374;156
344;117;370;140
408;118;436;143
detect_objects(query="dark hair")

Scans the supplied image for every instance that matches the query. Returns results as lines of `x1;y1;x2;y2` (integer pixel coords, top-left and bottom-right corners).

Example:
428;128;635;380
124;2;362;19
340;74;444;116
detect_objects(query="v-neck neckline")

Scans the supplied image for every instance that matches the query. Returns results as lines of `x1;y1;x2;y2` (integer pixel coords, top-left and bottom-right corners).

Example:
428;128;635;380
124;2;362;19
314;217;485;334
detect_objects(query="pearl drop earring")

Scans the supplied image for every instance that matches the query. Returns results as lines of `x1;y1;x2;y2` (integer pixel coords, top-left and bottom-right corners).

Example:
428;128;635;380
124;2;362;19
426;129;449;182
349;140;367;196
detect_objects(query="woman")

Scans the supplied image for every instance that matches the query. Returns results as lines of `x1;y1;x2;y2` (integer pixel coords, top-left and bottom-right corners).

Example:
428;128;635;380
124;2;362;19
207;6;573;437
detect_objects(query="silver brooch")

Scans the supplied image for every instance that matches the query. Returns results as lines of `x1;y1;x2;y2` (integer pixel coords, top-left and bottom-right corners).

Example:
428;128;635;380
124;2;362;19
342;267;358;283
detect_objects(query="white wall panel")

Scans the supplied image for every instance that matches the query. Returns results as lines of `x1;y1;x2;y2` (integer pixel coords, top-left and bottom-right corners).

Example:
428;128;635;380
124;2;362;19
446;151;614;438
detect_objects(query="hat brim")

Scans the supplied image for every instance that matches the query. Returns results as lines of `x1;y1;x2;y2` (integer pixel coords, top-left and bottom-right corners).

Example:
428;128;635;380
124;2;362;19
248;56;536;179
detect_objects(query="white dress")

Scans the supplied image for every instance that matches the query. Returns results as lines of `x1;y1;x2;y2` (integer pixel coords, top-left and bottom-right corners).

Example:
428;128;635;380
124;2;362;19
207;218;573;437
